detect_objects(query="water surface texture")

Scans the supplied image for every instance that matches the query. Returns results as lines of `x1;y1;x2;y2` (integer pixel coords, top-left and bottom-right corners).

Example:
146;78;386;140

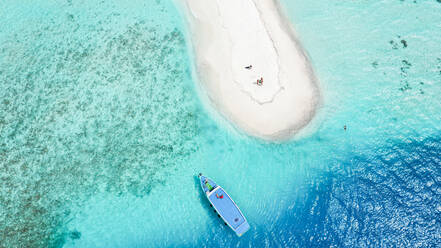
1;0;440;247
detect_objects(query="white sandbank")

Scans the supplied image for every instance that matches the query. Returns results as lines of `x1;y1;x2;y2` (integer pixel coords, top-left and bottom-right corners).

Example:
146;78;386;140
178;0;320;141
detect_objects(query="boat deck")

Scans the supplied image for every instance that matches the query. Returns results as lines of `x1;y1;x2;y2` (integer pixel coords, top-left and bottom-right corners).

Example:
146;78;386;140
199;174;250;236
209;187;245;229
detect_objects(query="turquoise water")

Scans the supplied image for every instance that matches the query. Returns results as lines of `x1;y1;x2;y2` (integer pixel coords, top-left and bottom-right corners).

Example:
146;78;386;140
0;0;440;247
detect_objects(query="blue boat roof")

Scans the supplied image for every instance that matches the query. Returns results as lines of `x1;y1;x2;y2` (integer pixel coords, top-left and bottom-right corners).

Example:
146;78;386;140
199;175;249;236
208;188;245;230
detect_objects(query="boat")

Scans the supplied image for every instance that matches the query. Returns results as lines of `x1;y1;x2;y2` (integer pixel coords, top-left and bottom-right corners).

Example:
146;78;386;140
198;173;250;237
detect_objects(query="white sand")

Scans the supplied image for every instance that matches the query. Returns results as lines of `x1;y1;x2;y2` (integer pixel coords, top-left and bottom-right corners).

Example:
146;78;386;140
178;0;320;141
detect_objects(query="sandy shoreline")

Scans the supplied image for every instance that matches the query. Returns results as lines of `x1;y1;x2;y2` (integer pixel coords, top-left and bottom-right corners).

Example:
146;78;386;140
177;0;320;141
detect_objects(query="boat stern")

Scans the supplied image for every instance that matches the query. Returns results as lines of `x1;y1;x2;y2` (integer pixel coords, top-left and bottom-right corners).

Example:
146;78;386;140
235;221;250;237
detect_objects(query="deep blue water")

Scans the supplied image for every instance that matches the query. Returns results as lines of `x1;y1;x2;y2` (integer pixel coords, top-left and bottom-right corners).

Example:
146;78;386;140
193;137;441;247
267;136;441;247
0;0;440;247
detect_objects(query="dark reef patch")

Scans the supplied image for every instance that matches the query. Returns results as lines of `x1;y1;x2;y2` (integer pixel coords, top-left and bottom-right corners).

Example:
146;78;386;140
399;59;413;92
389;35;408;50
69;231;81;240
385;36;435;94
437;58;441;75
400;39;408;48
400;59;412;74
389;39;399;50
0;6;199;248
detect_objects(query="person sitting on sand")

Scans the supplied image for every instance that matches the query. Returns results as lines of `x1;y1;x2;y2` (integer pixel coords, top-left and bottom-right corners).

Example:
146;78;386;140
256;77;263;86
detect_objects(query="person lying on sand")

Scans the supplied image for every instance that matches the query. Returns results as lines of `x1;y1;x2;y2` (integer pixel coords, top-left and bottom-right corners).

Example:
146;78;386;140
245;65;252;69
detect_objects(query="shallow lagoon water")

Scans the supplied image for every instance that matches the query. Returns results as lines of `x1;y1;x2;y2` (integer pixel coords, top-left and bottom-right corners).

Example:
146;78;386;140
0;0;440;247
